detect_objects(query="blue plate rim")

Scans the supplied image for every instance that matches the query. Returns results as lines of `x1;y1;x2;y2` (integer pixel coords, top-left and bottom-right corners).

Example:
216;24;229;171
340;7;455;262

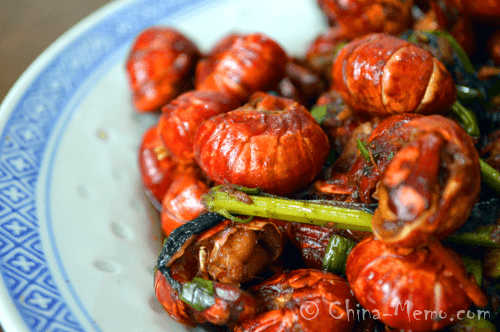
0;0;209;330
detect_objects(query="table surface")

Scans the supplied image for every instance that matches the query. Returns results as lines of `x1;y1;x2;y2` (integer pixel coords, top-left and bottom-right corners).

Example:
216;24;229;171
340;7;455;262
0;2;113;330
1;0;113;104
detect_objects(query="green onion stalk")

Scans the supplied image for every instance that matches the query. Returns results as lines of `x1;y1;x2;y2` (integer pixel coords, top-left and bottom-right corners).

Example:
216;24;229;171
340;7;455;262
461;254;483;286
202;186;500;248
451;101;481;137
452;97;500;194
412;31;482;138
456;85;484;103
322;235;357;275
424;30;476;75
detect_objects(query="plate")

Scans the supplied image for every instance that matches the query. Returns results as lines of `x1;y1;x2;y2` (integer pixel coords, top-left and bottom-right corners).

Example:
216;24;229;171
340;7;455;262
0;0;327;331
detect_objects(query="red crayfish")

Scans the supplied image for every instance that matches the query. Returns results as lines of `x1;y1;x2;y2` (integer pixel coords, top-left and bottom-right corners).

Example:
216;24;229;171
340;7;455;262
125;26;200;112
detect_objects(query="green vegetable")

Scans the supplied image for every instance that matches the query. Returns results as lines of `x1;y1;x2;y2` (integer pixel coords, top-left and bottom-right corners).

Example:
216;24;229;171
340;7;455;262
310;104;328;124
203;185;373;232
446;225;500;248
480;159;500;194
457;85;484;103
462;254;483;286
425;30;476;74
450;315;496;332
451;94;500;193
322;235;357;275
202;186;500;247
451;101;480;137
356;139;371;162
180;277;215;312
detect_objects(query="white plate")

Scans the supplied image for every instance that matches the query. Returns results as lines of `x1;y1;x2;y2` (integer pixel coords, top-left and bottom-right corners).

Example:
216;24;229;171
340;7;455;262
0;0;328;331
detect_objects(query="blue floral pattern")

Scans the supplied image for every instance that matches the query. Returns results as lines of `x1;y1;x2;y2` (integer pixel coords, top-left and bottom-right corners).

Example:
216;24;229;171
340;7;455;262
0;0;203;330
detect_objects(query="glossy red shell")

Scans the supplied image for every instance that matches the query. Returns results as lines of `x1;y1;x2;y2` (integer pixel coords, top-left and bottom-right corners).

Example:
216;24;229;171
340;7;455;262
316;114;421;203
155;219;285;326
429;1;475;56
160;168;210;236
346;236;478;331
372;115;481;248
488;31;500;66
287;222;370;269
332;33;457;117
154;270;258;326
138;125;187;204
125;26;200;112
193;93;330;196
195;33;288;103
317;0;413;39
234;269;357;332
305;26;351;83
154;270;196;326
441;0;500;21
157;90;240;162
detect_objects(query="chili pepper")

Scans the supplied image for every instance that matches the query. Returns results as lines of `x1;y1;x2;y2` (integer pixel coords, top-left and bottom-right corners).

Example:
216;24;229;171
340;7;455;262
193;93;330;196
195;33;288;103
316;0;413;39
346;236;487;331
233;269;357;332
125;26;200;112
157;90;240;162
332;33;457;117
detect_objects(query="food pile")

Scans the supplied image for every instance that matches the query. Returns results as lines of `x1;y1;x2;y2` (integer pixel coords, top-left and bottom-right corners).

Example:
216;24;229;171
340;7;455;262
126;0;500;331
